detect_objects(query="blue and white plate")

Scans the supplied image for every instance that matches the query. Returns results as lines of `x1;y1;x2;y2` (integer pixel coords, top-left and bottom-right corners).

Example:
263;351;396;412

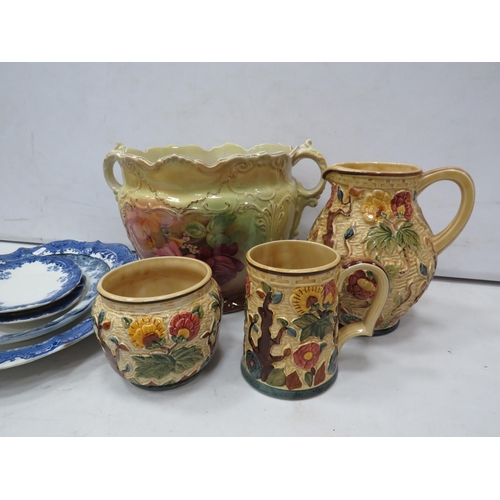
0;274;87;326
0;240;136;368
0;255;82;314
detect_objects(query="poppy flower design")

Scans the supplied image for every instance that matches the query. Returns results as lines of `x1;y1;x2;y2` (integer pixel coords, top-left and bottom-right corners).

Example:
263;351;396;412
293;342;321;370
169;311;201;341
391;191;414;221
128;316;166;348
346;270;377;300
322;280;337;305
291;286;324;315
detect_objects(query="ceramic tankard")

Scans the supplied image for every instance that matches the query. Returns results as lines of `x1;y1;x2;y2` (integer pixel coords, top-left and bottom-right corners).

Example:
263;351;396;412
103;140;327;314
241;240;389;399
308;163;475;334
92;256;222;390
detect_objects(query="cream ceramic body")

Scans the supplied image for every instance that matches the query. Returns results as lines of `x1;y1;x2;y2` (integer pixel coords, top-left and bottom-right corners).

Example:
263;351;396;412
241;240;389;399
92;257;222;390
308;163;475;332
103;140;327;314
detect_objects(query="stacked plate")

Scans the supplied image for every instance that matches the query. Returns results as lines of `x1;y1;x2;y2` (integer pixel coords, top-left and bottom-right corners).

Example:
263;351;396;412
0;240;136;369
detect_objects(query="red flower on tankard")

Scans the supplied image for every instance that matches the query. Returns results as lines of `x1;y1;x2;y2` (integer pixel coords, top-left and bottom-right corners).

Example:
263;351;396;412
391;191;413;221
293;343;321;371
198;243;245;286
346;270;377;300
323;279;337;305
169;312;200;341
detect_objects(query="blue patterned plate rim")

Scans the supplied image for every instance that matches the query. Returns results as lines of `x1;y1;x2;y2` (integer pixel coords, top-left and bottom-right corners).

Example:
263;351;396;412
0;274;87;326
0;240;137;368
0;255;82;314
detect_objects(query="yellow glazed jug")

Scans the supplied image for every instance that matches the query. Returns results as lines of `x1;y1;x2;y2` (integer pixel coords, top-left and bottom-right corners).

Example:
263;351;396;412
308;162;475;334
104;140;327;313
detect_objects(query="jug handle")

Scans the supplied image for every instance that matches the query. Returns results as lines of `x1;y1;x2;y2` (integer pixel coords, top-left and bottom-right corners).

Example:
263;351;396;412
103;152;123;196
416;167;475;255
290;140;328;236
337;262;389;351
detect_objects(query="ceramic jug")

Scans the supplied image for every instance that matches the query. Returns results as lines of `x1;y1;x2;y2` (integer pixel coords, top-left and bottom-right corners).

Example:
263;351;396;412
104;140;327;314
308;162;475;334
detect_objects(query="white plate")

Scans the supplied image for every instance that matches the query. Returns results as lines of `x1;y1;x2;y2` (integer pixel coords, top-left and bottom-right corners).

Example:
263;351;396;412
0;240;136;367
0;255;82;314
0;274;87;325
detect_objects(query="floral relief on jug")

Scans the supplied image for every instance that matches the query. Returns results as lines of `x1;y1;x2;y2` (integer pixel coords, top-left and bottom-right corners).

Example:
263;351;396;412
308;163;475;333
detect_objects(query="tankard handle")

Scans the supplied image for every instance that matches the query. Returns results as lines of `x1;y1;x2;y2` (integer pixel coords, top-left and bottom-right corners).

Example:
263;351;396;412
336;262;389;351
416;167;475;255
290;140;328;236
103;152;123;196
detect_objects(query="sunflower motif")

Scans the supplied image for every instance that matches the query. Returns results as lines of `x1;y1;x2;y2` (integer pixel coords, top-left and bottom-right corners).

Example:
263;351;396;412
361;189;393;223
291;286;324;315
128;316;166;348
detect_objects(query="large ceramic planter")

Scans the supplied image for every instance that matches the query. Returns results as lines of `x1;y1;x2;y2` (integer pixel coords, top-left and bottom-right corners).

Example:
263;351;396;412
308;162;475;334
103;140;327;313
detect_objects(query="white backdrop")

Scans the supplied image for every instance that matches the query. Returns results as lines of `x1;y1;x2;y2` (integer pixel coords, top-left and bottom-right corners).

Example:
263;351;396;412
1;62;498;281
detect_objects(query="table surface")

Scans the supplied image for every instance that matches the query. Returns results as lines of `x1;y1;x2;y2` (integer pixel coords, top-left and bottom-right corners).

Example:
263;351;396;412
0;240;498;437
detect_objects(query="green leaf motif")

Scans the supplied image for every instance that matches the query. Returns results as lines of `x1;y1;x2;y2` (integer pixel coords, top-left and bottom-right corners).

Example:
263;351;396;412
182;221;207;239
271;292;283;304
344;225;355;240
337;185;344;203
293;310;336;342
98;310;106;325
122;317;133;329
207;213;236;234
304;372;313;387
395;222;420;251
133;354;175;380
277;317;289;328
261;282;272;295
267;368;286;387
320;342;328;352
209;291;220;301
206;232;231;248
192;304;204;319
384;264;400;279
171;345;205;374
286;327;297;337
366;223;397;254
340;313;363;324
419;262;428;276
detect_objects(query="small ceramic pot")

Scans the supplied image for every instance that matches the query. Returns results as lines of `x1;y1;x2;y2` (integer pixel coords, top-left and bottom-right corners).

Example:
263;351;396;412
92;256;222;390
241;240;389;400
308;163;475;334
103;140;327;313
